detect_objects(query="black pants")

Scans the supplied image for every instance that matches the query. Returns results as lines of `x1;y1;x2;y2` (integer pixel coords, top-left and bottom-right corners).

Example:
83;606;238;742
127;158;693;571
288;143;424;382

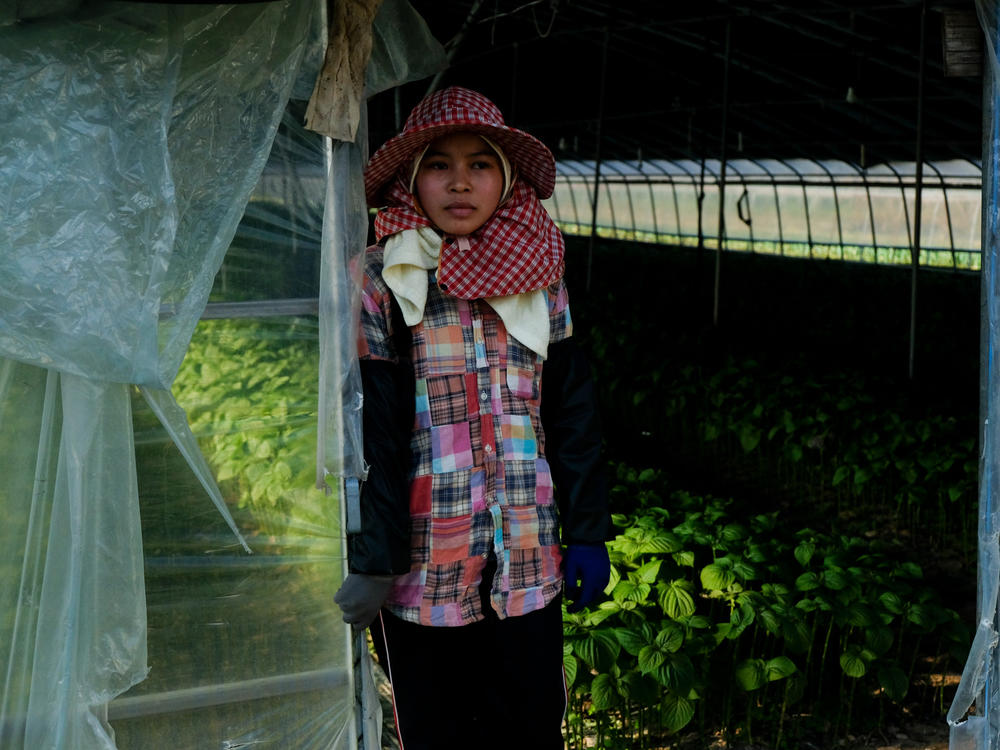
370;576;566;750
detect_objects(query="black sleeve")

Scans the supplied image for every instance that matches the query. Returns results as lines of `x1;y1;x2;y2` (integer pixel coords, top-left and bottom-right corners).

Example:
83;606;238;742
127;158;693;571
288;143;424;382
541;337;613;545
347;358;414;575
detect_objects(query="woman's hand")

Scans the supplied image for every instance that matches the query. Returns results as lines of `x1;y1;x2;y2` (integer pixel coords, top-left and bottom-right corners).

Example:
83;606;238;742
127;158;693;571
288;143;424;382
562;543;611;613
334;573;397;627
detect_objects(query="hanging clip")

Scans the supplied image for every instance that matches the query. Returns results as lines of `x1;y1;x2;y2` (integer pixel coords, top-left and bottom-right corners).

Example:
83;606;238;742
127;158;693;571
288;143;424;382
736;187;752;227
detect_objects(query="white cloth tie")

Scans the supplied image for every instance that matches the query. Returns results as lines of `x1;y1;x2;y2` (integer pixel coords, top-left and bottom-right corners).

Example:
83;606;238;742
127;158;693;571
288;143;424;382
382;227;551;358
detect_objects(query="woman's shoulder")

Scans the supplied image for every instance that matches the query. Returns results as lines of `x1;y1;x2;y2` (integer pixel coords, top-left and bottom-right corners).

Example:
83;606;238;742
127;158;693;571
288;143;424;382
360;243;388;279
356;244;392;302
547;277;569;308
365;242;386;266
348;243;385;277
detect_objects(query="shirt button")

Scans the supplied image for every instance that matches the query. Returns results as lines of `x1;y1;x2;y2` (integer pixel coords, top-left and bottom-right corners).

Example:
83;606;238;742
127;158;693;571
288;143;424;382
479;390;488;401
481;552;489;559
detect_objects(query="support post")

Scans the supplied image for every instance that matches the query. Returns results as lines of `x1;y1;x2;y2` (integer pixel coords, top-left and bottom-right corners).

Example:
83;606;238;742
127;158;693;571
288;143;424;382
909;0;927;380
586;27;610;293
713;18;732;328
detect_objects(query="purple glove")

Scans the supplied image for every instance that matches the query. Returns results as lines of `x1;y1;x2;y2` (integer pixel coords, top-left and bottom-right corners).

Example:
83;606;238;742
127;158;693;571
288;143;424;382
563;543;611;613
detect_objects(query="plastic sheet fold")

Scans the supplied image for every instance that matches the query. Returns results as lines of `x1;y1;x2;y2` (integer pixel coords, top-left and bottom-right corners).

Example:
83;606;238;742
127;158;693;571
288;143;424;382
365;0;448;99
0;1;83;25
0;361;148;750
139;386;250;554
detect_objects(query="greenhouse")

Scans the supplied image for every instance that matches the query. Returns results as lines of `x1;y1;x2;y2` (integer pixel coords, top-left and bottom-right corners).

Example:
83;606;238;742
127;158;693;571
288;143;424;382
2;1;1000;749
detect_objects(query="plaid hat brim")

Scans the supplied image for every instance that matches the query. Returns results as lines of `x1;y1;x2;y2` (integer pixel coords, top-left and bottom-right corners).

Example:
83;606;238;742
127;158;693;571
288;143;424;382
364;121;556;206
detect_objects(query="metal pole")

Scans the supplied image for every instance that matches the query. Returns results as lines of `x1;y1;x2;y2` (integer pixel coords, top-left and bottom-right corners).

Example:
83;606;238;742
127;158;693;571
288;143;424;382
982;27;997;737
909;0;927;380
713;18;732;327
106;668;351;721
586;27;610;293
945;13;1000;740
978;10;998;733
510;41;519;123
697;154;706;252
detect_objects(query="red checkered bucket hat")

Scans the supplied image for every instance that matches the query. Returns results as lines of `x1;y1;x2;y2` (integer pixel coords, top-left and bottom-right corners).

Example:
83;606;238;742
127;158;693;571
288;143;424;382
364;86;556;207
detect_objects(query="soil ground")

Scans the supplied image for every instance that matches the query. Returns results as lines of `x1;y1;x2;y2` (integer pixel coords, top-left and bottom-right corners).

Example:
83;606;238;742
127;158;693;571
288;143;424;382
685;725;949;750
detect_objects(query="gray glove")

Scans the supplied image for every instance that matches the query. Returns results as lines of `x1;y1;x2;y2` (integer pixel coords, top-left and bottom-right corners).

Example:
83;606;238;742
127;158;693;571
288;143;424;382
334;573;397;628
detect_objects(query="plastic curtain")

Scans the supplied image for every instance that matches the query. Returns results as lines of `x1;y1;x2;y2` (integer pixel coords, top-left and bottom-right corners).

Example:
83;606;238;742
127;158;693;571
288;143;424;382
0;362;147;750
0;3;315;749
317;132;369;485
950;2;1000;748
0;4;311;389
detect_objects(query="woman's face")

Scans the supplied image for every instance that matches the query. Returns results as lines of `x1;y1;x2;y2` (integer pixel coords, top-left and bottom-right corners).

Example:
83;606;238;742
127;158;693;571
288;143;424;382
414;132;504;236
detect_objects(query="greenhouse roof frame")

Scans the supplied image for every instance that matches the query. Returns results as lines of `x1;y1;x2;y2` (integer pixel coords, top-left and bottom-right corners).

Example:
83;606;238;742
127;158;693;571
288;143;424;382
369;1;985;170
546;156;983;270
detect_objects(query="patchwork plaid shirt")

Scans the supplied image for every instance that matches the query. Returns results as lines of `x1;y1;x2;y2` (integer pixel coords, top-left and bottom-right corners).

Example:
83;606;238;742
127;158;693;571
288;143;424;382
358;246;572;626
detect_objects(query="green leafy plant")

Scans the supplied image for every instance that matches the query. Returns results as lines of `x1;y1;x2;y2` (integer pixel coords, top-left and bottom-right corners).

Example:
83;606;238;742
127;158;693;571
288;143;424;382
171;317;323;537
562;463;968;749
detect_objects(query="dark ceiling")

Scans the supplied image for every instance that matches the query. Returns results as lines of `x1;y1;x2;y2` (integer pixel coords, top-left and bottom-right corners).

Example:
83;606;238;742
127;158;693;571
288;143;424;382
367;0;985;168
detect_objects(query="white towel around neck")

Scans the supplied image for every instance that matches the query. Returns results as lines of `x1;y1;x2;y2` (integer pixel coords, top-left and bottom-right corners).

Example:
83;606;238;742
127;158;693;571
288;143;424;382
381;227;551;358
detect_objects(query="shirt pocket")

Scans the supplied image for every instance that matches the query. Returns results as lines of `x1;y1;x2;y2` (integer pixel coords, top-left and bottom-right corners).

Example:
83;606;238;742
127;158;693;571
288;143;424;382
505;340;540;401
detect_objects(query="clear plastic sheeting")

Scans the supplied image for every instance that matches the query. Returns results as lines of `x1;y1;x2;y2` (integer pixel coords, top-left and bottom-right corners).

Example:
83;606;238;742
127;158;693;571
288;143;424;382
365;0;448;99
0;361;148;750
0;3;327;749
110;317;352;750
0;2;313;388
216;105;326;305
318;135;369;484
950;2;1000;747
0;0;445;746
139;386;251;554
547;157;983;270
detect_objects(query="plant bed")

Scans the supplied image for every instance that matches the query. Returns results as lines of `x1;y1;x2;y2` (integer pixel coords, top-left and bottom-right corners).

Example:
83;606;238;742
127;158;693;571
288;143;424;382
562;464;968;750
